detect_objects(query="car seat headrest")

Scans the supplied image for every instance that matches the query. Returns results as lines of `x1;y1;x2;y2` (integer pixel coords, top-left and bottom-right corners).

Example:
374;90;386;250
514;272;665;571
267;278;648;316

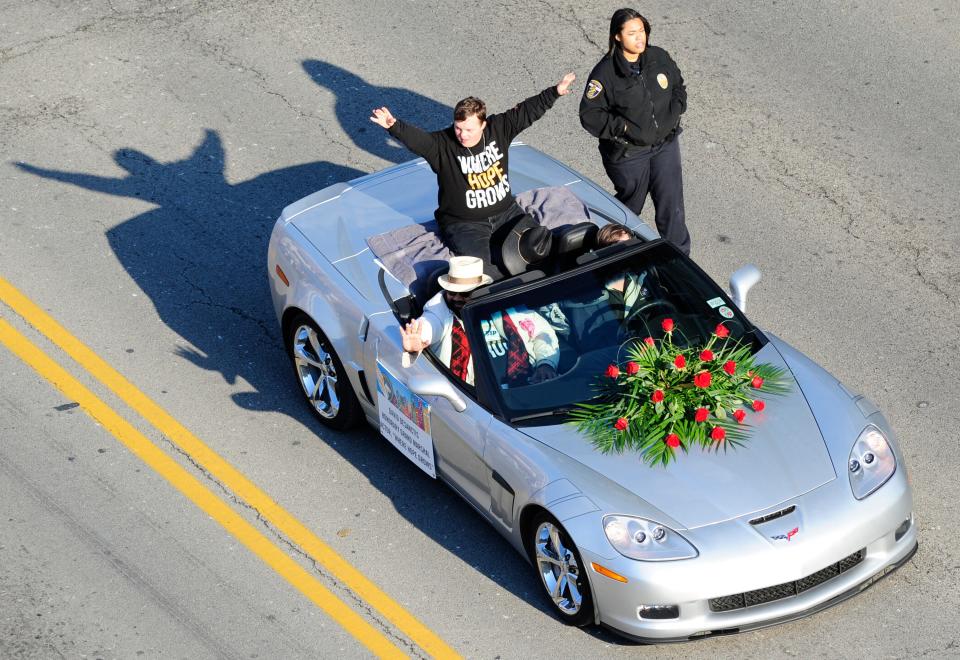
555;222;598;258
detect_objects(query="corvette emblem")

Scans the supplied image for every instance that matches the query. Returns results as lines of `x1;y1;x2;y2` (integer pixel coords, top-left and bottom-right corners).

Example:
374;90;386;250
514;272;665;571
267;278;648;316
771;527;799;542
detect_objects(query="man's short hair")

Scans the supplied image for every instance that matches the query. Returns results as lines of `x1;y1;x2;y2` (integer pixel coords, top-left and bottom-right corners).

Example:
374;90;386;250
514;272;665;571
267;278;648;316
454;96;487;123
596;223;632;247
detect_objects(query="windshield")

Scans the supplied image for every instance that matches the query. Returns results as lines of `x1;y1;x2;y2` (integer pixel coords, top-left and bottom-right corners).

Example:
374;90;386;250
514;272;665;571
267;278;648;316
463;242;762;421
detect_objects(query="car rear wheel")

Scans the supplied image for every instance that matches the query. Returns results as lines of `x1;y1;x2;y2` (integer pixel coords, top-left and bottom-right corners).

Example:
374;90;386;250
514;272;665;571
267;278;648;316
287;313;361;430
529;511;595;626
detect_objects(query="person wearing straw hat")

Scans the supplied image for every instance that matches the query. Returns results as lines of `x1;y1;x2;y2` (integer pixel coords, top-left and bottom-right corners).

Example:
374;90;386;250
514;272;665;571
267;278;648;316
401;256;560;386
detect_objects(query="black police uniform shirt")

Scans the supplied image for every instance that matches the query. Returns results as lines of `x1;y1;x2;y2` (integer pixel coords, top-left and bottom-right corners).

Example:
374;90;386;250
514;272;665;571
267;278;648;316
387;86;559;228
579;45;686;160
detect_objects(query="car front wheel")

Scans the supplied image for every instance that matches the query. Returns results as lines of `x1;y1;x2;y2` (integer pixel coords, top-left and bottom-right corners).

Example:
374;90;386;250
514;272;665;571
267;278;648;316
529;511;595;627
286;313;361;430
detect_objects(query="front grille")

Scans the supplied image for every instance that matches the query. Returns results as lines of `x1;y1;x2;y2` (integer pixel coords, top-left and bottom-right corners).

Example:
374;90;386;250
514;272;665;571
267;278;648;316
839;550;866;572
709;549;865;612
796;563;840;592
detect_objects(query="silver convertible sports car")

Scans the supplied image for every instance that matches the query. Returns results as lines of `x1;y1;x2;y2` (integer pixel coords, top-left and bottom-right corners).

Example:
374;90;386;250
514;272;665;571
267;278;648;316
266;143;916;642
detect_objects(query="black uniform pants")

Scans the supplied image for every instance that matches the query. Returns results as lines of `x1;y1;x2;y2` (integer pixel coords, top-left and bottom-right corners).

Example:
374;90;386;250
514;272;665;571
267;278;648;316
602;136;691;255
440;203;527;280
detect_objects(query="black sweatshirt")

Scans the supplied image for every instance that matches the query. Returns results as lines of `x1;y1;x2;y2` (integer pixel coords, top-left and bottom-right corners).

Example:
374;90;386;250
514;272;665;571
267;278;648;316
387;86;560;227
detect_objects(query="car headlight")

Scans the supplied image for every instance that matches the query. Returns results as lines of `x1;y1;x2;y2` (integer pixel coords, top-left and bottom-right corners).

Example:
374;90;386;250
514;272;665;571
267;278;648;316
603;515;698;561
848;425;896;499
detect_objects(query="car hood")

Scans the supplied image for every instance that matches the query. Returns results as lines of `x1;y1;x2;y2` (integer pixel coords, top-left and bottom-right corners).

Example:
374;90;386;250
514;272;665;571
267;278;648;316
519;343;837;529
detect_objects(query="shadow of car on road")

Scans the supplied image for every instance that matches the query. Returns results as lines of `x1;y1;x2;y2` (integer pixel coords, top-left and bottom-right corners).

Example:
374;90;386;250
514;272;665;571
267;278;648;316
16;118;632;640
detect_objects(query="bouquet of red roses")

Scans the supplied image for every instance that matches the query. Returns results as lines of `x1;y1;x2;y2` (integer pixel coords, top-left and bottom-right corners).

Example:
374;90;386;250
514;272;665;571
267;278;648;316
568;320;790;467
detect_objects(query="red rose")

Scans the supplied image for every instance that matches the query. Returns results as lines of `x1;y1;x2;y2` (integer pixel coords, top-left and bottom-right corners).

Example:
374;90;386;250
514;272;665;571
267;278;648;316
752;399;766;412
723;360;737;376
643;336;655;346
733;409;746;424
711;426;726;441
665;433;680;448
752;375;764;388
715;323;730;338
699;349;714;361
693;371;712;388
626;361;640;375
674;354;687;369
694;407;710;422
662;318;675;333
605;364;620;379
614;417;629;431
651;389;664;403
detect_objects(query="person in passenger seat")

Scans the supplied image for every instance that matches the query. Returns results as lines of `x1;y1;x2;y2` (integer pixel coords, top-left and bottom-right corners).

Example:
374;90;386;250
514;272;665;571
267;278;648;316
400;256;559;387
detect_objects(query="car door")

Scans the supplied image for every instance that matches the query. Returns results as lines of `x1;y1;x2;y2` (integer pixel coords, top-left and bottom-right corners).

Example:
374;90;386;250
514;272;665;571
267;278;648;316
363;311;494;514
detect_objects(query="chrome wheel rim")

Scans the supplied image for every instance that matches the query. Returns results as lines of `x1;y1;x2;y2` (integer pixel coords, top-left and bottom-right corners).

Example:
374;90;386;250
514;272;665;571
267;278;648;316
534;521;582;615
292;324;340;419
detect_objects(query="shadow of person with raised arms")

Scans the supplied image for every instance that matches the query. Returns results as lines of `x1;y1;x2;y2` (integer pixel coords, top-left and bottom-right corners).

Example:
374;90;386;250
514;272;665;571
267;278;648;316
17;129;363;405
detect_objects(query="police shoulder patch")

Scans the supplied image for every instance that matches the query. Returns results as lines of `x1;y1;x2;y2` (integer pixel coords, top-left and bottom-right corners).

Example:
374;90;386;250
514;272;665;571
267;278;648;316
585;79;603;100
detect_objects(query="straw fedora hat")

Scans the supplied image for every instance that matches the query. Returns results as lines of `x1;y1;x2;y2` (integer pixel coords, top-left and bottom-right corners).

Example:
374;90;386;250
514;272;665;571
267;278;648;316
437;256;494;293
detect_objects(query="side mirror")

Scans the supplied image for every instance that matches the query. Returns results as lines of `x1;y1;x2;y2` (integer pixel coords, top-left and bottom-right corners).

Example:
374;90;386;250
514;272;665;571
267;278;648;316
407;373;467;412
729;265;761;312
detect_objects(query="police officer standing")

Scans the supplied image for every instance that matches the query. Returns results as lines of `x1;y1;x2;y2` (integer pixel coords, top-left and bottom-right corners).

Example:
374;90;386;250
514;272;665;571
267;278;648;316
580;8;690;255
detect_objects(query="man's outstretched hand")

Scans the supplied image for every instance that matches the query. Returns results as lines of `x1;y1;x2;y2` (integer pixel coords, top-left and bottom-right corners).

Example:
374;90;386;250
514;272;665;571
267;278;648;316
400;318;429;354
556;72;576;96
370;106;397;129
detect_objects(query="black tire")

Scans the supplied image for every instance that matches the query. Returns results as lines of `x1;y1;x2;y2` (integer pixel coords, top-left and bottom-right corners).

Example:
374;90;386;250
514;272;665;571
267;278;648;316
285;313;361;430
527;511;595;627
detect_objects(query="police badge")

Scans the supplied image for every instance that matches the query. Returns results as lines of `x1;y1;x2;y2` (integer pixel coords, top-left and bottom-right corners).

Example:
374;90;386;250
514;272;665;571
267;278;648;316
585;79;603;99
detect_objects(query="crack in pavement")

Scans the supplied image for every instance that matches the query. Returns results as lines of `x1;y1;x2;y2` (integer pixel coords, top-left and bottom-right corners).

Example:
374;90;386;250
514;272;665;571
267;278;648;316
187;297;278;346
697;14;729;38
0;96;85;130
0;452;241;659
0;4;204;68
532;0;603;54
691;125;957;305
658;11;727;29
179;32;361;169
915;638;959;658
160;436;429;659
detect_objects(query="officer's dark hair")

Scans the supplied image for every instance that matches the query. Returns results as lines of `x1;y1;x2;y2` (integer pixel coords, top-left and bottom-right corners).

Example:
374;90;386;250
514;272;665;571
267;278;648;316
607;8;651;57
454;97;487;123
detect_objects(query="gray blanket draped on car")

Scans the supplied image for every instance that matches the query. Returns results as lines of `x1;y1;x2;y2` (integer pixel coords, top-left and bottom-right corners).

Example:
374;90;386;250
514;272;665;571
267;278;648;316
366;186;593;300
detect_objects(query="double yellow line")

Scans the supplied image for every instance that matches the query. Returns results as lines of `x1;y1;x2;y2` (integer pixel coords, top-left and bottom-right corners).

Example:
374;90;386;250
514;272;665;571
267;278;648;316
0;276;460;659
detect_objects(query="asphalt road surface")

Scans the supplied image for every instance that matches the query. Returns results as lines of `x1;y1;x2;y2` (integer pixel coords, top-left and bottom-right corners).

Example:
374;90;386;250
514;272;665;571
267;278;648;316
2;1;958;658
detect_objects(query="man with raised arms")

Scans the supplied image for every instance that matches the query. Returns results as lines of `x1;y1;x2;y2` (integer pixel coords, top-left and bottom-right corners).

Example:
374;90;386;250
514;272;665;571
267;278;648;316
370;72;576;278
